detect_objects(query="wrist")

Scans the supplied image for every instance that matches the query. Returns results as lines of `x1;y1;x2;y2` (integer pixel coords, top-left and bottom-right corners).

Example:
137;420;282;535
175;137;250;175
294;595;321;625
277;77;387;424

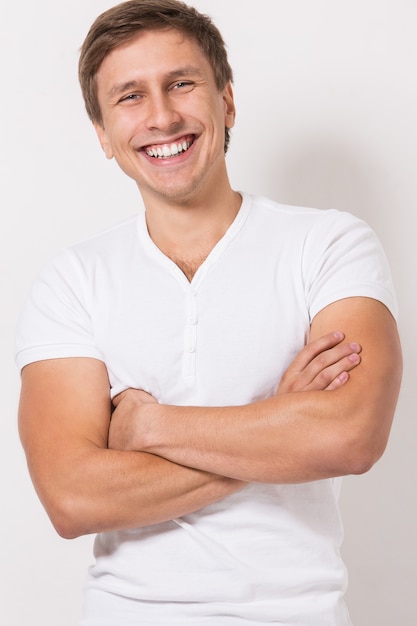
138;401;170;452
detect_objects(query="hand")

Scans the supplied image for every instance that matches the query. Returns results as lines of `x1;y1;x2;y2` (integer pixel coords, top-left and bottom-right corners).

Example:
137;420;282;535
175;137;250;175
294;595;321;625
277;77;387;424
109;388;157;451
276;331;361;394
108;332;361;451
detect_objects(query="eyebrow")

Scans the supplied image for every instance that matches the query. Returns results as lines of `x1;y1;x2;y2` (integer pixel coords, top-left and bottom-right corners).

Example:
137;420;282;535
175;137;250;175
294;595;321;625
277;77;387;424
106;66;205;99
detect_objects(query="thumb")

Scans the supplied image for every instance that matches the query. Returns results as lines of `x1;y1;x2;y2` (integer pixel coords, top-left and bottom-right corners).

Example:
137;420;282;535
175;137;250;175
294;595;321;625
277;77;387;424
112;389;128;408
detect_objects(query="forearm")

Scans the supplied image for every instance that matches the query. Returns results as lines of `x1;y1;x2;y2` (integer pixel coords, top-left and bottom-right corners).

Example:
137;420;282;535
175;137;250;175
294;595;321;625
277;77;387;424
109;332;365;484
34;444;244;539
18;358;244;540
134;298;402;484
134;391;358;483
139;385;394;483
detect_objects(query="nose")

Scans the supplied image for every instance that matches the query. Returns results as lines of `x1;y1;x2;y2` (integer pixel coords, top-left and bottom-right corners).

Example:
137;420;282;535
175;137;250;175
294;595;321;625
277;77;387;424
145;92;181;132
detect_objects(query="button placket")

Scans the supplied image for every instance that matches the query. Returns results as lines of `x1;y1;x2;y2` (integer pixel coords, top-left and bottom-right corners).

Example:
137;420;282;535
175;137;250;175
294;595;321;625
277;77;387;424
183;289;198;381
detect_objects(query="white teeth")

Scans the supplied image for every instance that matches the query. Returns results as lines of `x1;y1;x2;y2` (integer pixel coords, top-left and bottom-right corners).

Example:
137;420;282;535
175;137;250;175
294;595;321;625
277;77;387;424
146;139;191;158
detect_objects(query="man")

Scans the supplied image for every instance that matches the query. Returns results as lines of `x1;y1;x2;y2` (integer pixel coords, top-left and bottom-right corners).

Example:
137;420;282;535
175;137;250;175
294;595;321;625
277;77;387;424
16;1;402;625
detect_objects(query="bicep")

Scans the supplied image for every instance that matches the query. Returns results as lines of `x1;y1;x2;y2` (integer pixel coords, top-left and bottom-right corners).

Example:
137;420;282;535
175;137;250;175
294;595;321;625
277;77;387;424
310;297;402;455
18;358;242;536
18;358;112;499
310;296;401;375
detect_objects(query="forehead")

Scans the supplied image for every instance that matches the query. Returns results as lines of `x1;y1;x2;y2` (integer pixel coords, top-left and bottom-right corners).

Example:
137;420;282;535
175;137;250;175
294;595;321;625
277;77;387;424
96;28;214;91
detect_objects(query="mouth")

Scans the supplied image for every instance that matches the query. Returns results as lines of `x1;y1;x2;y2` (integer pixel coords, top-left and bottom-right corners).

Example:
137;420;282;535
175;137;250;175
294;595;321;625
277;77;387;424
143;135;195;159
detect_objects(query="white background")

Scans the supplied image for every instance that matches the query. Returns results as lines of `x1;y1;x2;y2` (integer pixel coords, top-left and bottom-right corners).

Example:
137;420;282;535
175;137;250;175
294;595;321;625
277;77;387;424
1;1;416;624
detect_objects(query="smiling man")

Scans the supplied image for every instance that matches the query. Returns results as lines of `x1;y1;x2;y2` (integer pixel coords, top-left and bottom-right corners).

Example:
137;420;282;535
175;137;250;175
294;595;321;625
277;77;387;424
93;30;236;205
16;1;402;625
92;26;240;279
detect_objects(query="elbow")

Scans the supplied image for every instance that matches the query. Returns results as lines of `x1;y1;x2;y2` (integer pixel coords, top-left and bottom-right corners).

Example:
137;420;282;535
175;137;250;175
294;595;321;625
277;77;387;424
55;526;81;541
50;512;84;541
27;475;91;539
46;494;94;540
336;423;389;477
343;447;382;476
54;520;85;541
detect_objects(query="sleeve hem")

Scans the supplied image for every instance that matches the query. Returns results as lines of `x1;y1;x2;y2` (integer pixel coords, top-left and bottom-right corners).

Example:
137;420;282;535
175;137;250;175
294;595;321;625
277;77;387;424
309;285;398;322
15;344;105;372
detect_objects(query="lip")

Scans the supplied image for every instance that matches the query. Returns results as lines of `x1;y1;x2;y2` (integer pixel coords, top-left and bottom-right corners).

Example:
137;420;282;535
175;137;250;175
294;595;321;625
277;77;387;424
139;134;196;160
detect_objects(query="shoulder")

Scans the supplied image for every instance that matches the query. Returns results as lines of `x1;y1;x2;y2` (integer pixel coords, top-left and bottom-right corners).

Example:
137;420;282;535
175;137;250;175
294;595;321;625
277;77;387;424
70;213;141;260
243;192;371;240
35;213;142;281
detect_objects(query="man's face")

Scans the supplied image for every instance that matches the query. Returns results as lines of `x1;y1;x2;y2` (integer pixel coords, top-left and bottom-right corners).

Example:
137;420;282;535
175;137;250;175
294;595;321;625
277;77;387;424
94;29;235;206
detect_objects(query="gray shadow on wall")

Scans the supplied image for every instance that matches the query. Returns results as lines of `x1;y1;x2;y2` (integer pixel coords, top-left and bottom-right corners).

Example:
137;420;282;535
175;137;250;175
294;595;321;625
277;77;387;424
267;132;405;287
270;134;377;220
267;132;412;626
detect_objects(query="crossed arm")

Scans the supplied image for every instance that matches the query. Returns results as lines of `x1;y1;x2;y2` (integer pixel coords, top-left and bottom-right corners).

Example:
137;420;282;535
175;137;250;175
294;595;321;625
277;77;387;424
110;297;402;484
18;296;402;538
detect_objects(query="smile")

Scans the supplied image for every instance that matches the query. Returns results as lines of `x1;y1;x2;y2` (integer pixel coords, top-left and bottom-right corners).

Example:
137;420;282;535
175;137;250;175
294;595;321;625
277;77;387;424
144;136;194;159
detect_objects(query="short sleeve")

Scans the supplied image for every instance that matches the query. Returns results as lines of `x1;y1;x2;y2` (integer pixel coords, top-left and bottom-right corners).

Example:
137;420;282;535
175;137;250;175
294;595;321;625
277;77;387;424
303;210;398;321
15;249;104;371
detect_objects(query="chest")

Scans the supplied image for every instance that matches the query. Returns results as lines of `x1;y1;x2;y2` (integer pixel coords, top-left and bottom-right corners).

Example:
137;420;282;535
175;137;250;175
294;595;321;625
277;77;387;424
90;251;310;405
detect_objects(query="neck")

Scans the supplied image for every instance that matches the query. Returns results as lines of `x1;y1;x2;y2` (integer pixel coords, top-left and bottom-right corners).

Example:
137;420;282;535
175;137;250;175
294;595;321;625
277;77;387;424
143;185;242;281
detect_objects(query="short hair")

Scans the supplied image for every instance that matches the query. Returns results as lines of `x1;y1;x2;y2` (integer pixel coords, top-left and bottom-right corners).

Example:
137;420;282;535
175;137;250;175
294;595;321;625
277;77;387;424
79;0;234;151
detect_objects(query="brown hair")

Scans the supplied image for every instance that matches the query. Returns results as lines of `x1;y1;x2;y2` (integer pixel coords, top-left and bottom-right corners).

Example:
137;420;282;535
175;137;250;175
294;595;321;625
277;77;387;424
79;0;234;151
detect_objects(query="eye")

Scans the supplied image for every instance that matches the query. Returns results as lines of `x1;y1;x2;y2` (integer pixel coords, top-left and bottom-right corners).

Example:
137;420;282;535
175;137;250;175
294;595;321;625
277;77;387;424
118;93;143;104
171;81;194;93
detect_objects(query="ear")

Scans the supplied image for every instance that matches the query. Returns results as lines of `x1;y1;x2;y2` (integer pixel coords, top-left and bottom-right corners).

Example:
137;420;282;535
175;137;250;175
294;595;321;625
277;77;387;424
223;82;236;129
93;122;114;159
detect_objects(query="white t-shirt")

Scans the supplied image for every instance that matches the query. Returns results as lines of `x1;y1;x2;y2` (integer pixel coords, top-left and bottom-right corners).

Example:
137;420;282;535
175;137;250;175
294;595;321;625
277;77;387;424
15;193;397;625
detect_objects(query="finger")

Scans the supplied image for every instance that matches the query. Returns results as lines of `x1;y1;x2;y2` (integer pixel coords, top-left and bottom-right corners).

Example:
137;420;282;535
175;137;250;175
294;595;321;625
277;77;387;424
287;342;361;391
325;371;350;391
306;341;361;381
292;331;346;371
133;389;158;404
112;390;127;407
113;388;156;406
309;351;361;391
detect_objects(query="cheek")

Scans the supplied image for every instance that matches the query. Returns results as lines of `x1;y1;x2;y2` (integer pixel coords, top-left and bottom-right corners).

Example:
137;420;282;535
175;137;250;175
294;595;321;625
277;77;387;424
108;110;141;145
